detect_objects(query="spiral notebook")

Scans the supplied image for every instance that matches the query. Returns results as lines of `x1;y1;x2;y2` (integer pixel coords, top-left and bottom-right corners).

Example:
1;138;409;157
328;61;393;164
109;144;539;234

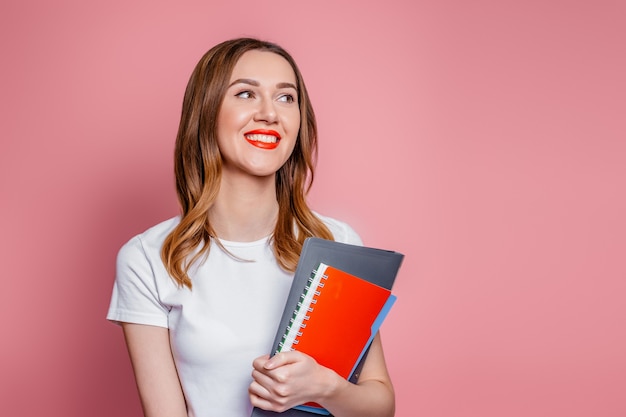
278;262;396;414
251;238;404;417
277;263;395;377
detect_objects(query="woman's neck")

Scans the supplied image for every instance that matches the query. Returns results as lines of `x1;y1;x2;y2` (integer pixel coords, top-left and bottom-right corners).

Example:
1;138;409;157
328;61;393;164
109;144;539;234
209;173;279;242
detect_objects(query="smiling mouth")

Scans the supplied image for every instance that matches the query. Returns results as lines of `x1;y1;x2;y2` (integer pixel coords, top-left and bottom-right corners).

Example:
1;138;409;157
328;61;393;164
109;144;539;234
245;133;279;144
244;130;281;149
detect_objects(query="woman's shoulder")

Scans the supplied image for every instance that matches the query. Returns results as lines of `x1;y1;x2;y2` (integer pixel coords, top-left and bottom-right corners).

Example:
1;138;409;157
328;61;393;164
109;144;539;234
118;216;181;258
314;212;363;246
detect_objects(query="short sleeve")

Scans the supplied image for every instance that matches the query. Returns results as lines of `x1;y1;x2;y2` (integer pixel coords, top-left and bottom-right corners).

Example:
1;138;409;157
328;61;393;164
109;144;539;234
336;221;363;246
315;213;363;246
106;236;169;328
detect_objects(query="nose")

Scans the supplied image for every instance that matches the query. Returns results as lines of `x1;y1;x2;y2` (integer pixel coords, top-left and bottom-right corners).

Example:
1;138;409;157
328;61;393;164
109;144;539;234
254;97;278;124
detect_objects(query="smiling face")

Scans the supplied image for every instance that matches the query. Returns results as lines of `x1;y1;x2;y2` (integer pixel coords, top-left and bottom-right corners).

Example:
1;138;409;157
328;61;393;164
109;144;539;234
216;50;301;181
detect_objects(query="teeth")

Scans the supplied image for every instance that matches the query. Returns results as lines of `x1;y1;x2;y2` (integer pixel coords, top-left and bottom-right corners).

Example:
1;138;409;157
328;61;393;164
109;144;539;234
246;134;278;143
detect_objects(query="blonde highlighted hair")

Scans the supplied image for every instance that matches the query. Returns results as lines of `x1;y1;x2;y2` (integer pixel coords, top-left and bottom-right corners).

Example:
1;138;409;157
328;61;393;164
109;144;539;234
161;38;333;288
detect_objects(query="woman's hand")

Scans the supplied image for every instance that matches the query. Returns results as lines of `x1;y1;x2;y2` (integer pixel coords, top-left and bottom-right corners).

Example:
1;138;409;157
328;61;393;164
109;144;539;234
249;334;395;417
248;350;338;412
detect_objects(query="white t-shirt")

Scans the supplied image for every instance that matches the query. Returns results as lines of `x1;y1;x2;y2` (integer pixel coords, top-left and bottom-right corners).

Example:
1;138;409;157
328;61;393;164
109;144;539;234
107;214;362;417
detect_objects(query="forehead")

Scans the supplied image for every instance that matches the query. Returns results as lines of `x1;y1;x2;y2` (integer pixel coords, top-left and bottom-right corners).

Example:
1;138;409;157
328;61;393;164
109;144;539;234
229;50;297;85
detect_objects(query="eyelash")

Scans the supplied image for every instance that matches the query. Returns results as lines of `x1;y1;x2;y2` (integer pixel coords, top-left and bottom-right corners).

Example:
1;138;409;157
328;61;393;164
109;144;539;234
278;94;295;103
235;90;253;99
234;90;296;103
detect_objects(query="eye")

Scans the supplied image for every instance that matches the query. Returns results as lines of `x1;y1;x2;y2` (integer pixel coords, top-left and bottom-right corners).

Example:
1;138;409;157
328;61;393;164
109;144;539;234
277;94;295;103
235;90;253;99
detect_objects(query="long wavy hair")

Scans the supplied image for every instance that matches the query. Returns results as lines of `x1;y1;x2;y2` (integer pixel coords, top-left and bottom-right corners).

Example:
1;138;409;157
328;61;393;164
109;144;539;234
161;38;334;288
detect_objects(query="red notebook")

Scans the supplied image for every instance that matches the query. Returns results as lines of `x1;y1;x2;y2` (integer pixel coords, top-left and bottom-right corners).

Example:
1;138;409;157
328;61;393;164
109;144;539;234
276;262;396;414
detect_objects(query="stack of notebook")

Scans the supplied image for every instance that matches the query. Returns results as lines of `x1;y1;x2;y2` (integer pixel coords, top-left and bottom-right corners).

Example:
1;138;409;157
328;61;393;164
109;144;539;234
251;238;404;417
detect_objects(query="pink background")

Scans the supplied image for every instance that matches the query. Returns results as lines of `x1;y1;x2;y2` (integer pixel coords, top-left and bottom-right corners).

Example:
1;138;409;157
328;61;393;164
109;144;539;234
1;1;624;416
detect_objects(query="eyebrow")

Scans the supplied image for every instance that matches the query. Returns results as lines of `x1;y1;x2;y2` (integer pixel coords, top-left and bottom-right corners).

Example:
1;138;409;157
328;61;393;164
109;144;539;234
228;78;298;91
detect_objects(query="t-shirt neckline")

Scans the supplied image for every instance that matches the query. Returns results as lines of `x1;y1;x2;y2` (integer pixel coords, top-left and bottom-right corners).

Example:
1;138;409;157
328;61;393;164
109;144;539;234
214;235;271;248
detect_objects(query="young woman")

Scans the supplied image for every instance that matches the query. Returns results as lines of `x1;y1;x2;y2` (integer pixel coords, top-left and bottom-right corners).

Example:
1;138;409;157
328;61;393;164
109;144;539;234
107;38;395;417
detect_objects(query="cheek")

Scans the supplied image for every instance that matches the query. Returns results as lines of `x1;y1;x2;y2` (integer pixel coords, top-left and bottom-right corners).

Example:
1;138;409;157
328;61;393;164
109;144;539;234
218;108;244;133
287;111;301;136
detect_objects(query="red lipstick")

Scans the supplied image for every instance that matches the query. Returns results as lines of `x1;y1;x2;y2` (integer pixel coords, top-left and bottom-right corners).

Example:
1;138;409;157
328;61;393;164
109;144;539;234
244;129;281;150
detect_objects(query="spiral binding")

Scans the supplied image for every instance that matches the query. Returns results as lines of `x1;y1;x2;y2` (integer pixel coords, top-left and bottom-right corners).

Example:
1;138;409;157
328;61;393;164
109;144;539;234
276;267;328;353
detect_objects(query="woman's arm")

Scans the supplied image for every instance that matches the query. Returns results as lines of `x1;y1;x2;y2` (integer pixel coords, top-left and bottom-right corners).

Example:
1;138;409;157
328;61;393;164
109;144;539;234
249;333;395;417
122;323;188;417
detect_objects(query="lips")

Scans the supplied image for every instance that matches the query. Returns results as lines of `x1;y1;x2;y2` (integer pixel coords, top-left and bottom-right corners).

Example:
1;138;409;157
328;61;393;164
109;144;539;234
244;129;281;150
